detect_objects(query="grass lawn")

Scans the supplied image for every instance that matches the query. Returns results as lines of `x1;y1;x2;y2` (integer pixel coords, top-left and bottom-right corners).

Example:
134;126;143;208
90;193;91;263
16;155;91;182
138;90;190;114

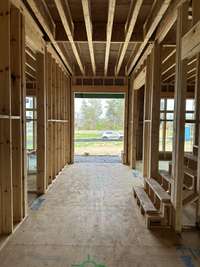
75;140;123;155
75;130;103;139
75;130;123;139
74;130;124;155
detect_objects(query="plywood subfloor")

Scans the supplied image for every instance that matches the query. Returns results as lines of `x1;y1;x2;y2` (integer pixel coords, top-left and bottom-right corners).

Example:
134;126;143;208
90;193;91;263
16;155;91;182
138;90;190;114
0;163;200;266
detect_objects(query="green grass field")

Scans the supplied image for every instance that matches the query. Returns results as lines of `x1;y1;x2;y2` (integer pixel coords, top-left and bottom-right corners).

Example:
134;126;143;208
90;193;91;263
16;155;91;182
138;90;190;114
75;130;123;155
75;130;102;139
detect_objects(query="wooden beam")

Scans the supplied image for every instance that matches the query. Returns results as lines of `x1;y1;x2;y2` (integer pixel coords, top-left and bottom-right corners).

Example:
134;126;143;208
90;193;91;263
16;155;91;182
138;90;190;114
182;20;200;60
149;42;161;179
0;0;13;235
81;0;96;75
142;55;151;177
10;6;23;223
133;67;146;90
171;2;189;233
115;0;143;76
54;0;85;75
104;0;116;76
36;51;47;195
130;79;138;169
192;0;200;25
196;53;200;227
25;0;73;74
127;0;171;75
72;85;127;93
156;0;188;44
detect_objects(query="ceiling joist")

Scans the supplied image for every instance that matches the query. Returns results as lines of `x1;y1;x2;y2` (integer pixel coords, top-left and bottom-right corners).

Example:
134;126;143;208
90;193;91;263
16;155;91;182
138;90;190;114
127;0;172;76
81;0;96;75
54;0;85;75
115;0;144;76
104;0;116;76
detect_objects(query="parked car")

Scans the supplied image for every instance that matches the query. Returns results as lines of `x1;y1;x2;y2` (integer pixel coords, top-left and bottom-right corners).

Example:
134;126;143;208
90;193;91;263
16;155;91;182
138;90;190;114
102;131;123;140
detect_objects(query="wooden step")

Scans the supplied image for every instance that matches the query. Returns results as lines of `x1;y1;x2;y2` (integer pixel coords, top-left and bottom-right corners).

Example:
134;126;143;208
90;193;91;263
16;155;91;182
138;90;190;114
184;152;197;162
133;186;158;215
183;192;199;206
145;178;171;203
159;170;172;193
184;166;197;178
159;170;172;184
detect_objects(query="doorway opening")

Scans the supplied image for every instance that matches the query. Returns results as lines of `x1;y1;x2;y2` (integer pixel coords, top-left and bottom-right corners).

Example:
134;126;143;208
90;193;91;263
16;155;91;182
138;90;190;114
26;95;37;205
74;93;125;163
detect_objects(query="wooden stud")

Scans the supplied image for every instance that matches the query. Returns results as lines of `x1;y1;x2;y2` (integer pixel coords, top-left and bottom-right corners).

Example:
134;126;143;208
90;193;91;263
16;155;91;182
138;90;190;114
0;0;13;235
36;51;47;195
10;7;23;223
142;55;152;178
171;2;189;233
149;42;161;179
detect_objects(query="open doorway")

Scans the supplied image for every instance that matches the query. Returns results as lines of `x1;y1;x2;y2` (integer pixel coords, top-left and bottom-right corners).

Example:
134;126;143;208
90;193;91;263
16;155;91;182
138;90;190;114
74;93;125;163
26;95;37;205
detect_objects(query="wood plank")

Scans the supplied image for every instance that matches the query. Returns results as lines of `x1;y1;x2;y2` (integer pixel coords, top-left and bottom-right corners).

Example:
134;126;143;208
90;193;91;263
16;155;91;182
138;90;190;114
171;2;189;233
115;0;143;75
133;67;146;90
182;20;200;60
156;0;188;43
133;186;158;214
149;42;161;179
142;55;151;177
146;178;171;202
130;84;138;169
192;0;200;25
20;13;27;218
10;7;23;223
0;0;13;235
104;0;116;76
81;0;96;75
26;0;73;74
54;0;84;75
196;54;200;226
127;0;171;75
36;51;47;194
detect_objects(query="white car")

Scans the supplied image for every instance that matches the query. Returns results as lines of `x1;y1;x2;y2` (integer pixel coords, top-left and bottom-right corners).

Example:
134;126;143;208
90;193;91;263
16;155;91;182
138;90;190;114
102;131;123;140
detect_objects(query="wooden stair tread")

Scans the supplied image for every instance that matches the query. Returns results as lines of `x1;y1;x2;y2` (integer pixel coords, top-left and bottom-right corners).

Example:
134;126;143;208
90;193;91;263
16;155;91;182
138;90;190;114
159;170;172;183
184;166;197;177
133;186;158;215
183;192;199;206
146;178;171;203
184;153;197;162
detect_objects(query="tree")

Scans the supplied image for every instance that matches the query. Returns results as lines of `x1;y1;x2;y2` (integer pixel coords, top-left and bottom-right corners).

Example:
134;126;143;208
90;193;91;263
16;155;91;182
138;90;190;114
79;99;103;130
105;99;124;130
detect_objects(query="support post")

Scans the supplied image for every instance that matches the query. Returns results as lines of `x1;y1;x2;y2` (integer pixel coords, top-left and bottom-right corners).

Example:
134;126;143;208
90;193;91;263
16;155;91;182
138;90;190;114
0;0;13;234
130;79;138;169
196;54;200;226
36;51;47;195
149;41;161;179
171;2;189;233
143;55;152;177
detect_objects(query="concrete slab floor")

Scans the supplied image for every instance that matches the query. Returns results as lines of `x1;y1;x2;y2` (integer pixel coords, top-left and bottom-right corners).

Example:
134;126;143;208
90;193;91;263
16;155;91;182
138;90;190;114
0;163;200;267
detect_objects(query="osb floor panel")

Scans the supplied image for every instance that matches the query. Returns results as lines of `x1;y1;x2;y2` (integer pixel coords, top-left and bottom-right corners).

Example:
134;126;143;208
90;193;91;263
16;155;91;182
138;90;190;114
0;163;200;267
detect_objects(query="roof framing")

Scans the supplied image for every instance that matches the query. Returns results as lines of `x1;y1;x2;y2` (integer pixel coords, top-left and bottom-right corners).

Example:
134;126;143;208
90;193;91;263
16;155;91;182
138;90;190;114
81;0;96;75
54;0;85;75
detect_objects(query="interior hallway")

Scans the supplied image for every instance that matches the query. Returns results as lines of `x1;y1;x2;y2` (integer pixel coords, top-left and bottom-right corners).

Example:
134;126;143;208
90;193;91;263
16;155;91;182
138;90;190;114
0;163;200;267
